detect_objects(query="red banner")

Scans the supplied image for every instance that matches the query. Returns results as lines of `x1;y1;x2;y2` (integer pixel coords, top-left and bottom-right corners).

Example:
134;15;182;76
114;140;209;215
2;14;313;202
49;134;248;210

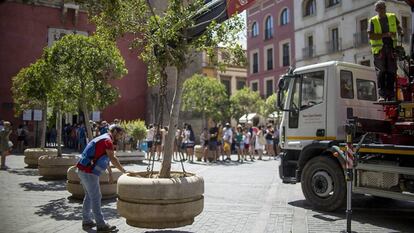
226;0;257;16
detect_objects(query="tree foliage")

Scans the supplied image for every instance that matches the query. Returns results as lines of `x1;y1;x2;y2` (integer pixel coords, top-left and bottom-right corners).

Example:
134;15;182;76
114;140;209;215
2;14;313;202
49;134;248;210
121;119;147;147
261;93;279;117
182;74;229;122
77;0;245;177
230;87;265;121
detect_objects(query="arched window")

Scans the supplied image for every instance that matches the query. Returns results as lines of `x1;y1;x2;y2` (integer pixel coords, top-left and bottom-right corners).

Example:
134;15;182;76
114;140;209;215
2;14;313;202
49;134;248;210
251;22;258;37
265;16;273;40
280;8;289;25
303;0;316;17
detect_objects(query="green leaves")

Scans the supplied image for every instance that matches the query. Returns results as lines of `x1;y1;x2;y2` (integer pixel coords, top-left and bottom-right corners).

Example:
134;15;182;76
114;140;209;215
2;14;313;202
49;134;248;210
230;87;265;120
121;119;147;146
182;74;229;122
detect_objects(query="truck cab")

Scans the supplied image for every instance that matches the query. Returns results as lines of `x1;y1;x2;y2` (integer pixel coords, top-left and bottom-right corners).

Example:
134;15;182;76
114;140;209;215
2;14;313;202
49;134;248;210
277;61;414;211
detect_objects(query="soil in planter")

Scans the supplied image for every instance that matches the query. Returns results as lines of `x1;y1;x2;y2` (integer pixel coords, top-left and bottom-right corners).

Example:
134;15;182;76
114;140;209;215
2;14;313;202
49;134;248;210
127;171;194;179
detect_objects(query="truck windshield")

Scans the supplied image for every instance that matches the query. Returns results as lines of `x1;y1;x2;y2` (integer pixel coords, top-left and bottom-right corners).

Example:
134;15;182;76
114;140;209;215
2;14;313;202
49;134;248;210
300;71;324;109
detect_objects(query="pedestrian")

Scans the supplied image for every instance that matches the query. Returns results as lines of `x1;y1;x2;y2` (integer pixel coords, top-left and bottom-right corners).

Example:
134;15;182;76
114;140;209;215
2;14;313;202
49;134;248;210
265;125;275;159
76;125;132;232
368;0;403;101
145;124;155;160
235;125;244;162
174;125;182;161
208;121;219;163
184;124;195;163
0;121;12;170
17;124;28;152
99;121;109;135
200;128;209;162
217;123;224;161
243;127;253;161
255;126;265;160
222;123;233;161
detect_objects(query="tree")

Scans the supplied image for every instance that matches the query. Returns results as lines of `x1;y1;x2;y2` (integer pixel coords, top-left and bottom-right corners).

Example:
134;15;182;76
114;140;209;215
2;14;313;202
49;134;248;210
12;57;53;149
230;87;265;123
182;74;229;124
262;93;280;125
46;34;128;144
78;0;245;178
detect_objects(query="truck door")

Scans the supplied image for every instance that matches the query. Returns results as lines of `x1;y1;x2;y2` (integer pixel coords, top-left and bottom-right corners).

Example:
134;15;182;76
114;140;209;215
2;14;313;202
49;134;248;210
285;70;327;150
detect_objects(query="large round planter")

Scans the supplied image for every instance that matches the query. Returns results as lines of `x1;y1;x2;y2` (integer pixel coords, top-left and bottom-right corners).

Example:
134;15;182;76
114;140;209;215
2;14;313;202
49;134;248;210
24;148;58;168
116;150;145;164
38;155;79;179
117;171;204;229
194;145;203;161
66;166;123;199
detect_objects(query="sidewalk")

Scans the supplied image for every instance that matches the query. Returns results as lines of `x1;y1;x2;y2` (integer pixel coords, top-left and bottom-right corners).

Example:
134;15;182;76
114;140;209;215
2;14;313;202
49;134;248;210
0;154;413;233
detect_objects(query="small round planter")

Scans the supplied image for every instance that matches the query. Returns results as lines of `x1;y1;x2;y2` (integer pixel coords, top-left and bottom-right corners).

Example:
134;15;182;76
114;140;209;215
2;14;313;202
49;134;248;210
24;148;58;168
194;145;203;161
66;166;123;199
38;155;78;179
117;171;204;229
116;150;145;164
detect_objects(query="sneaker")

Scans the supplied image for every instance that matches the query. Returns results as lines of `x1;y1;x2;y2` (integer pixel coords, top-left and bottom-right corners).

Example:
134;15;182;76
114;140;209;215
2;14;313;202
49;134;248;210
378;97;385;102
97;223;117;232
82;221;96;229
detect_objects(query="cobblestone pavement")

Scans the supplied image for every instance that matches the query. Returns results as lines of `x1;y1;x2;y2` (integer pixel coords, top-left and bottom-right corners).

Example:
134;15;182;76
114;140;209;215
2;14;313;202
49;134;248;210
0;153;413;233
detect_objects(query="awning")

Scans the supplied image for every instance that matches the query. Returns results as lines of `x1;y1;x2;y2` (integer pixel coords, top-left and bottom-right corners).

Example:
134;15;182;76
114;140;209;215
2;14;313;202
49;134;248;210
239;113;258;123
268;111;281;119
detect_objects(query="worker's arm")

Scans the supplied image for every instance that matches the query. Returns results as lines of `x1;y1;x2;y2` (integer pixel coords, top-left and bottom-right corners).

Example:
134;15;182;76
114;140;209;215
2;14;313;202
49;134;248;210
106;149;126;174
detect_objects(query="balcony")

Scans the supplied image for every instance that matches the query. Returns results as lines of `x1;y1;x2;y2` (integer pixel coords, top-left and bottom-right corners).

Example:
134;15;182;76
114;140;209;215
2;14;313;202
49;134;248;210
302;46;315;59
326;38;342;53
354;31;369;48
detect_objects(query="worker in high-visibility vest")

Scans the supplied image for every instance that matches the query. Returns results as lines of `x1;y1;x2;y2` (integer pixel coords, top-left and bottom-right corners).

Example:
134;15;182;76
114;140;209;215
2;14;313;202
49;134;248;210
368;0;403;102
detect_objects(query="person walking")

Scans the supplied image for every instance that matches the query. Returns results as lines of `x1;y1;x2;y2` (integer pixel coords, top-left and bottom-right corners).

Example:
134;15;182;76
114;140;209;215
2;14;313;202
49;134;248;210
0;121;12;170
368;0;403;101
76;125;132;232
183;124;195;163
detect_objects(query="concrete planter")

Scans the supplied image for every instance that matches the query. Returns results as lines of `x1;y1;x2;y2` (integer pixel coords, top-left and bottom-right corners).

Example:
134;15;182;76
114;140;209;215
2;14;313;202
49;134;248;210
194;145;203;161
116;150;145;164
38;155;78;179
24;148;58;168
66;166;123;199
117;171;204;229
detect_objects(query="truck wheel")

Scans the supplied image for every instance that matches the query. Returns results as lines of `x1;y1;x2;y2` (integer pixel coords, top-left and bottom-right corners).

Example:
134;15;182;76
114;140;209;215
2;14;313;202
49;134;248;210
301;156;345;211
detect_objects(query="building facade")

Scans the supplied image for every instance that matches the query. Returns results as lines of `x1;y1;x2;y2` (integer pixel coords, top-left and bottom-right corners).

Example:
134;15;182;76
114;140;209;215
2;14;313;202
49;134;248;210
201;48;248;97
294;0;411;67
0;1;148;135
246;0;295;98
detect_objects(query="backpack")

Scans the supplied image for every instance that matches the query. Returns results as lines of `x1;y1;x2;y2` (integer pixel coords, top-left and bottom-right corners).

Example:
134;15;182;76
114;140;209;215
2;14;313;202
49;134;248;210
77;133;111;176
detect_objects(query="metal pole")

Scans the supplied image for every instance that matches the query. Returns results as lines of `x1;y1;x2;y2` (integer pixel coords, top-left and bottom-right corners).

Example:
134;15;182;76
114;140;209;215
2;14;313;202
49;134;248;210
342;123;355;233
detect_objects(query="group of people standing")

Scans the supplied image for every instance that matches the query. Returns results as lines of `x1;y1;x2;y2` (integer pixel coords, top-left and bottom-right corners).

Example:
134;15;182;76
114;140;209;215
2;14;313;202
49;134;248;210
198;122;280;163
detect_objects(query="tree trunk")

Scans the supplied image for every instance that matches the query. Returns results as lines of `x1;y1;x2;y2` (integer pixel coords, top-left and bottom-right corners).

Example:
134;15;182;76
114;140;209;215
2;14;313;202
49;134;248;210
40;103;47;149
82;101;93;142
56;109;62;157
159;67;192;178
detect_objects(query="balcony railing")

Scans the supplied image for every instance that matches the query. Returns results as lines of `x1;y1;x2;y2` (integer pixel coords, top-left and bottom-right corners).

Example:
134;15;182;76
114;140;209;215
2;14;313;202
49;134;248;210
354;31;369;48
326;38;342;53
302;46;315;59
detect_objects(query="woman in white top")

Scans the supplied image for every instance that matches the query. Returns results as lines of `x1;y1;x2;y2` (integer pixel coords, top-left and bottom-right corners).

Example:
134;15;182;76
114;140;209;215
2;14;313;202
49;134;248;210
243;128;253;161
184;124;195;162
255;126;265;160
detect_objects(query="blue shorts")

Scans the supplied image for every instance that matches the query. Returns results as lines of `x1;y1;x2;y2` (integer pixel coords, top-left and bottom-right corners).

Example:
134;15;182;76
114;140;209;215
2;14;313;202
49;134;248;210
266;140;273;145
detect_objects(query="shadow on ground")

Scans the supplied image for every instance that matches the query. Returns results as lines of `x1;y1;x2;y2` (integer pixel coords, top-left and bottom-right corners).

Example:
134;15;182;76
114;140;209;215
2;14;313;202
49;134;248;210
34;197;120;221
8;168;39;176
19;180;67;191
144;231;194;233
289;196;414;232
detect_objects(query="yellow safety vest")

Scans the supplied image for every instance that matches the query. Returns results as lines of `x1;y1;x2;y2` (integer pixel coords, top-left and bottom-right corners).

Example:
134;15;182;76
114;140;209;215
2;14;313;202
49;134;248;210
369;13;397;54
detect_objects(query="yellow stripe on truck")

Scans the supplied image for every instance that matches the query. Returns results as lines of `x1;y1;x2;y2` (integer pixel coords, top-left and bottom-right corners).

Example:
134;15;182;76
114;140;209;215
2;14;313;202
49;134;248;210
339;147;414;156
287;136;337;140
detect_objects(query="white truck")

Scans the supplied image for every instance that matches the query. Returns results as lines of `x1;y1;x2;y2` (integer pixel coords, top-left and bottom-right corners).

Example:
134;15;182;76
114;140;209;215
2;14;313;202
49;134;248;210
277;61;414;211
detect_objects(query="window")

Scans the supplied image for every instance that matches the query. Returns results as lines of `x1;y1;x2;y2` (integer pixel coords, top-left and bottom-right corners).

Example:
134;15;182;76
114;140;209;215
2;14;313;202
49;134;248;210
340;70;354;99
265;16;273;40
267;48;273;70
359;19;368;45
288;71;325;128
304;0;316;17
251;82;258;92
301;71;324;109
357;79;377;101
251;22;259;37
253;52;259;73
326;0;340;8
237;80;246;90
280;8;289;25
221;78;231;96
282;43;290;66
360;60;370;67
328;28;339;53
266;79;273;98
402;16;410;43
